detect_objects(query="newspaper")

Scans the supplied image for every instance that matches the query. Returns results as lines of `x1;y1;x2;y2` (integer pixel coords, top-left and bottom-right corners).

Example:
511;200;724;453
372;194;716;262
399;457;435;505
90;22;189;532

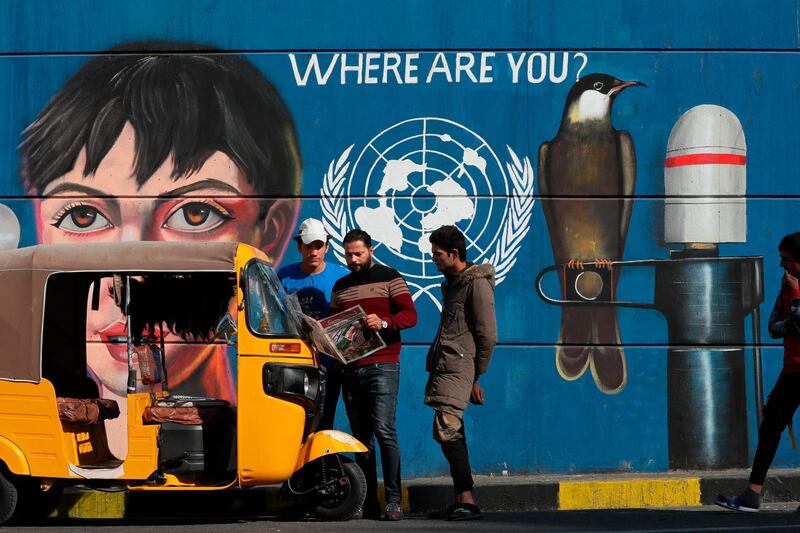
319;305;386;364
286;294;385;364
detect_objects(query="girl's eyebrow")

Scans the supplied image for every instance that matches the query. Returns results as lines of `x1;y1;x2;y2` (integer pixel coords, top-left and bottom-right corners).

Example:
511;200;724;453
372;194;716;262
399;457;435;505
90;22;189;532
158;179;242;198
43;183;111;197
42;178;242;198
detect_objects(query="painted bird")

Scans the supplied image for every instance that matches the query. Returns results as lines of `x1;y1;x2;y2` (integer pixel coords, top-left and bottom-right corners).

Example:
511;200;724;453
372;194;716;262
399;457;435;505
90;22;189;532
538;73;643;394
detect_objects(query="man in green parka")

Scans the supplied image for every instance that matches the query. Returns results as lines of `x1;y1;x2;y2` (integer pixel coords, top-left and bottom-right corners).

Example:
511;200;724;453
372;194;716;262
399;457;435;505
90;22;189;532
425;225;497;521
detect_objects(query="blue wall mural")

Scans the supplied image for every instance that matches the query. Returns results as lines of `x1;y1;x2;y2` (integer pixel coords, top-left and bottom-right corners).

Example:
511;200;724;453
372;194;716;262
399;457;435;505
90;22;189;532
0;0;798;477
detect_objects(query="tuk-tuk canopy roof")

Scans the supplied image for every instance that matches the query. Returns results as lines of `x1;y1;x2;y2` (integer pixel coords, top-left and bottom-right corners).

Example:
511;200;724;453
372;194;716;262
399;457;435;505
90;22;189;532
0;241;243;382
0;241;240;272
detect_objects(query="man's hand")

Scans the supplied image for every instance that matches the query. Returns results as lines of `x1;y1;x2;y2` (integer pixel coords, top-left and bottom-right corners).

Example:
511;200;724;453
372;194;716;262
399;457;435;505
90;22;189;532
362;313;383;331
469;382;485;405
784;271;800;291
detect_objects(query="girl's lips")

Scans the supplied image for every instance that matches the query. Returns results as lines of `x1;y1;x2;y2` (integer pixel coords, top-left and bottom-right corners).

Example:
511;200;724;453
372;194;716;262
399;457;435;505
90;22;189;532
101;336;134;364
98;322;174;364
100;322;133;364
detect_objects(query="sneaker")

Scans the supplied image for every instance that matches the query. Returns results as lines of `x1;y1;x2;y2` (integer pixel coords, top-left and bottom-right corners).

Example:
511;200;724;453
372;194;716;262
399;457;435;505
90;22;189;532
716;490;760;512
447;503;483;521
383;502;403;521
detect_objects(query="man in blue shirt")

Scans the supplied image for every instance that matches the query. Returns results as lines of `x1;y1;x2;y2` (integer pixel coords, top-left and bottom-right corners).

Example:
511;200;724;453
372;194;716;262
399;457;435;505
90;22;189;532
278;218;349;429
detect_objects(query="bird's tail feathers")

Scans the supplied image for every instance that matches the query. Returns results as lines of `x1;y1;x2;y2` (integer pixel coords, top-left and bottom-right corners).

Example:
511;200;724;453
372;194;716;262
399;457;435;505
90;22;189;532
555;306;593;381
587;307;627;394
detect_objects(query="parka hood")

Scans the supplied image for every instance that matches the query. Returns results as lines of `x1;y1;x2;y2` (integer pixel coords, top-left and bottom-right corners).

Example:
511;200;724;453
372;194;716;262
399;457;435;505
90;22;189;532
446;262;496;289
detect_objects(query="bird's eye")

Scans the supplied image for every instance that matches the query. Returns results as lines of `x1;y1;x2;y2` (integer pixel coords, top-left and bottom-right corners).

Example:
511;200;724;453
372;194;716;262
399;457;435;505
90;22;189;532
593;81;604;91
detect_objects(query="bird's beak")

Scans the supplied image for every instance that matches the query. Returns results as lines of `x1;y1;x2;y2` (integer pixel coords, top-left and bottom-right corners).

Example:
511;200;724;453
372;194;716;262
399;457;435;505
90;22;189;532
608;80;645;97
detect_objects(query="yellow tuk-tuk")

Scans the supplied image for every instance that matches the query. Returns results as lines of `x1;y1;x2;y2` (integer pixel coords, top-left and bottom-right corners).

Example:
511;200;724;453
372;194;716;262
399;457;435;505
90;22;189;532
0;241;367;523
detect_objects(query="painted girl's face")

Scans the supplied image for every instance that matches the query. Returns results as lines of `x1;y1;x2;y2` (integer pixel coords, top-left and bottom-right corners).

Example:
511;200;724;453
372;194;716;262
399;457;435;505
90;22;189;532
37;123;261;244
35;122;268;397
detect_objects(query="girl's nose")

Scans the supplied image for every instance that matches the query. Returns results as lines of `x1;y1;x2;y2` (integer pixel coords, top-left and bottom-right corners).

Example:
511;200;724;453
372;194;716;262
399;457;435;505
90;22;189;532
120;200;156;241
120;224;147;242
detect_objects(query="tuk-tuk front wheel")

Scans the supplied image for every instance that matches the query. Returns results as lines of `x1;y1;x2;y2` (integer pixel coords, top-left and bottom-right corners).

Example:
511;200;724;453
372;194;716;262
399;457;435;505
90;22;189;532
303;459;366;521
0;469;18;525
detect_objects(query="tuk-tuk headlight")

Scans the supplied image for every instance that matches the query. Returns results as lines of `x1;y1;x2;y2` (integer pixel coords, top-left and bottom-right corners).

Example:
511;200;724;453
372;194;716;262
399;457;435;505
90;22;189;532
263;363;324;441
262;363;320;403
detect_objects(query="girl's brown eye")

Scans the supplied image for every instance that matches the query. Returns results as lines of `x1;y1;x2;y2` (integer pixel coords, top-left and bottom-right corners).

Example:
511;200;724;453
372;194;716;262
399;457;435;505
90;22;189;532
54;205;112;232
183;204;211;226
70;206;97;227
163;202;230;232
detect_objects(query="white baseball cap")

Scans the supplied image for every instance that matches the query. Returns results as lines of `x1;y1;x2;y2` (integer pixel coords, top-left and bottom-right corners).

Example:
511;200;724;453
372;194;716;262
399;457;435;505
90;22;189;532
295;218;329;244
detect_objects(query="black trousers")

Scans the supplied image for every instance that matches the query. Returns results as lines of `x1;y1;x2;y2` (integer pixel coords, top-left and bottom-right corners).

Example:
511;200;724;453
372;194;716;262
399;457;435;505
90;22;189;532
318;365;341;431
749;372;800;486
439;419;474;493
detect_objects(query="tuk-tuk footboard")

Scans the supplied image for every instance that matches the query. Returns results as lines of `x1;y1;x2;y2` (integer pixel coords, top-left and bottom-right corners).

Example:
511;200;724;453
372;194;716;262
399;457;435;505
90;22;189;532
143;398;236;486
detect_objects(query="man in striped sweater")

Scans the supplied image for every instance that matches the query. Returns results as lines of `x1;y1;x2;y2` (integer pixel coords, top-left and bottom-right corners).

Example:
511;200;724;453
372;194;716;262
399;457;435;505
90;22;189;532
330;229;418;520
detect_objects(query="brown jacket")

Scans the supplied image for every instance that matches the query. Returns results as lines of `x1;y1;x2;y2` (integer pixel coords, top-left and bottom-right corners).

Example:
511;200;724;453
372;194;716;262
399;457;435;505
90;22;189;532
424;263;497;412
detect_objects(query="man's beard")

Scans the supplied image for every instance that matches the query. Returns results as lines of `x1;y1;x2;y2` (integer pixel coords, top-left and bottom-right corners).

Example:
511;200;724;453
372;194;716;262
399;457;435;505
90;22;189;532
349;258;373;274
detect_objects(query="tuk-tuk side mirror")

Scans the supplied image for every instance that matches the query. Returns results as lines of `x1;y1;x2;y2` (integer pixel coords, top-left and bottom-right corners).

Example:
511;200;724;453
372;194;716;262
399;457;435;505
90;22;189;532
212;312;238;345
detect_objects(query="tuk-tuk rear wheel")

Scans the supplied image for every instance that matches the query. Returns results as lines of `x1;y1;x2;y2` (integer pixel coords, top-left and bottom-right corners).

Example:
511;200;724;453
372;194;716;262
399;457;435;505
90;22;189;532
306;460;366;521
0;469;18;525
13;478;63;519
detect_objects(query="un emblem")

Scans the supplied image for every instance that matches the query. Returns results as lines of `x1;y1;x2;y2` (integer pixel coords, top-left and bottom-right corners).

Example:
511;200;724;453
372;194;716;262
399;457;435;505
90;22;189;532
321;117;534;308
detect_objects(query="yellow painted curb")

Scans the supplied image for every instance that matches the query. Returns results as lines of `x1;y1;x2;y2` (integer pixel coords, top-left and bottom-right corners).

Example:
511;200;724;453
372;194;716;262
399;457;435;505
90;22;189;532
52;490;126;519
53;483;410;519
559;478;701;510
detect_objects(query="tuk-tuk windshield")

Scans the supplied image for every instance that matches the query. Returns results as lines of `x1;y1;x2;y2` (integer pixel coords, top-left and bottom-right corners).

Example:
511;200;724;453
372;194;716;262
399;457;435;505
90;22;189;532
245;261;300;337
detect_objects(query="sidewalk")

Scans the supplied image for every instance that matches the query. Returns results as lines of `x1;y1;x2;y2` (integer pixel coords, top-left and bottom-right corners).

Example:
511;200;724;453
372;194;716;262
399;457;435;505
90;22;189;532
46;468;800;519
407;468;800;512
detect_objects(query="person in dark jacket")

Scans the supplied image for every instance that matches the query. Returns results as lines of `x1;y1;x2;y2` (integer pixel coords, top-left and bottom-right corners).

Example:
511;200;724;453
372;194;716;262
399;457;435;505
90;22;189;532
717;232;800;512
425;225;497;521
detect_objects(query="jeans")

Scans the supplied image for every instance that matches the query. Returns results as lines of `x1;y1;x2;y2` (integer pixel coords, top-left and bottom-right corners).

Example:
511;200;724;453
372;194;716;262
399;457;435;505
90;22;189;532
342;362;401;508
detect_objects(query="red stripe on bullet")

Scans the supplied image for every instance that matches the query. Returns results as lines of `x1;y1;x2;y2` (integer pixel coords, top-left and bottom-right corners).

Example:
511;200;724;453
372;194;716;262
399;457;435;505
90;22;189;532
665;153;746;167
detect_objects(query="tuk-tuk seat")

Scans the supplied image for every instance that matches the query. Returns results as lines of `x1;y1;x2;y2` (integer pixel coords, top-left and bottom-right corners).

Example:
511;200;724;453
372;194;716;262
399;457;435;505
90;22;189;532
143;397;229;426
57;397;121;425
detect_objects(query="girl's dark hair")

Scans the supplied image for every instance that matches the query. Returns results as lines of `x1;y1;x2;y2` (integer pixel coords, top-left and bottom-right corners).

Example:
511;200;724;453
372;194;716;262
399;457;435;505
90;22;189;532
20;41;301;202
779;232;800;262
